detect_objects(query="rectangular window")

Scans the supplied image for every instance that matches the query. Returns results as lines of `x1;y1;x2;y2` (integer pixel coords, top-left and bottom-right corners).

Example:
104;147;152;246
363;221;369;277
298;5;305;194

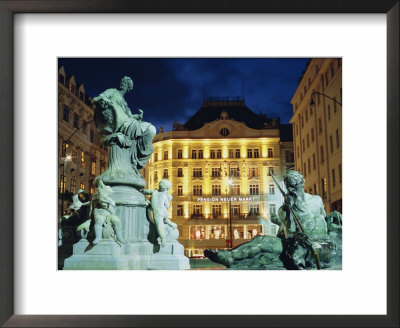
216;149;222;159
91;161;96;175
81;151;85;168
330;135;334;152
191;150;196;159
269;184;275;195
90;130;94;143
193;168;202;178
231;205;240;216
269;204;276;215
247;148;252;158
334;98;337;113
249;184;259;195
339;164;342;183
72;146;77;162
336;129;340;148
248;167;259;178
177;168;183;177
229;149;234;158
310;106;313;115
154;171;158;182
80;182;85;190
79;91;84;101
212;205;222;216
268;148;274;158
235;149;240;158
253;149;259;158
60;175;66;193
210;150;216;159
311;128;315;142
249;204;259;215
325;72;329;87
163;169;168;179
154;153;158;162
231;185;240;195
177;149;183;159
306;134;310;147
193;185;202;196
211;168;221;178
332;169;336;187
308;158;311;173
302;139;305;151
268;167;274;176
81;120;87;134
303;162;307;176
177;205;184;216
70;179;76;194
193;205;202;215
301;115;304;127
230;167;240;177
163;151;168;160
321;177;327;197
320;146;324;162
212;185;221;196
318;118;323;134
313;184;317;194
198;150;203;159
313;153;316;169
73;113;79;128
305;109;308;122
177;185;183;196
69;83;75;93
63;105;70;122
328;105;331;120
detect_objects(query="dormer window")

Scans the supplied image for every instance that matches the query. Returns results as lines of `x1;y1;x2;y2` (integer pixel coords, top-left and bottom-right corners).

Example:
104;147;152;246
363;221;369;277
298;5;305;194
69;83;75;93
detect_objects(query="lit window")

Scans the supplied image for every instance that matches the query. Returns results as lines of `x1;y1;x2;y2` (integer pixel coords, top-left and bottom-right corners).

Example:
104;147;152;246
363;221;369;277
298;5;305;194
311;128;315;142
210;150;216;159
177;205;183;216
163;169;168;179
320;146;324;162
80;152;85;168
69;83;75;93
321;177;327;197
247;149;252;158
216;149;222;159
211;168;221;178
249;184;259;195
191;150;196;159
235;149;240;158
212;185;221;196
91;161;96;175
231;185;240;195
269;204;276;215
70;179;76;194
177;149;183;159
60;175;66;193
336;129;340;148
62;142;69;157
193;185;202;196
253;149;259;158
164;151;168;160
198;149;203;159
229;149;234;158
212;205;222;216
230;167;240;177
339;164;342;183
268;148;273;158
177;168;183;177
249;204;259;215
80;182;85;190
193;168;202;178
248;167;258;178
177;185;183;196
330;135;334;152
268;167;274;176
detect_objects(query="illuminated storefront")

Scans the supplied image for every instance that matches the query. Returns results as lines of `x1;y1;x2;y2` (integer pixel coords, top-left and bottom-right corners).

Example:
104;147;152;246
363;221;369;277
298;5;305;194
144;98;294;257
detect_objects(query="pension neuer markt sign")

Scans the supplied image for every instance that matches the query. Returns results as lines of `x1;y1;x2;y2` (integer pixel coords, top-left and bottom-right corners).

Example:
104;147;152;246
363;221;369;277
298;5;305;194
196;196;257;202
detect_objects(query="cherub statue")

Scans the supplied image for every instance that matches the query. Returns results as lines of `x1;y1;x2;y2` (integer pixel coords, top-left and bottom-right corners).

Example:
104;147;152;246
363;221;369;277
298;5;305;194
90;180;125;245
141;179;178;247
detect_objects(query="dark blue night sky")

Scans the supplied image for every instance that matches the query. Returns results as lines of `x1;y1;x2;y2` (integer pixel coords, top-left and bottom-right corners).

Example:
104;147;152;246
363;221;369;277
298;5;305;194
58;58;310;131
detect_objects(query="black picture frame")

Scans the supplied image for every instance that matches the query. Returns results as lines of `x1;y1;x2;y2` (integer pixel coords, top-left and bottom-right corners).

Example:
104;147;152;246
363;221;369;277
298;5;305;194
1;1;398;327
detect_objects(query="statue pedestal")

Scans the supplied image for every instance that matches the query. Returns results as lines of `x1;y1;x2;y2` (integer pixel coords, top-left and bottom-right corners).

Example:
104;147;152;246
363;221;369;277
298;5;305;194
63;185;190;270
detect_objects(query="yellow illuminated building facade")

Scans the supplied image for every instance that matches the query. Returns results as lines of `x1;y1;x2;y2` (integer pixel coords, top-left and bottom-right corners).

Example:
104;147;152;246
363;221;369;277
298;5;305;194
144;99;294;257
290;58;342;213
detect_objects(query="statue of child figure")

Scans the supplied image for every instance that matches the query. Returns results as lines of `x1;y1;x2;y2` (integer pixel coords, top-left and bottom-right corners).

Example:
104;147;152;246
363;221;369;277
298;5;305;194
141;179;177;247
91;180;125;245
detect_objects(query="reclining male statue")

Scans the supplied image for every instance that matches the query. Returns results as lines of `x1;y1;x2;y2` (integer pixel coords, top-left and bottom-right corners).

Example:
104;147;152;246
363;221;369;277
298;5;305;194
204;170;342;270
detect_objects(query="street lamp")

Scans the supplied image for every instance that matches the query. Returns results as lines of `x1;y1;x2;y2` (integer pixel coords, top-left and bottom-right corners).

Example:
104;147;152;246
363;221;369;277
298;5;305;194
310;91;342;107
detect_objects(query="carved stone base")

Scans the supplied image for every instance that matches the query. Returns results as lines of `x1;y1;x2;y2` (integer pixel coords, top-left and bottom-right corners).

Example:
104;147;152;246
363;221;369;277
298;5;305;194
63;239;129;270
62;185;190;270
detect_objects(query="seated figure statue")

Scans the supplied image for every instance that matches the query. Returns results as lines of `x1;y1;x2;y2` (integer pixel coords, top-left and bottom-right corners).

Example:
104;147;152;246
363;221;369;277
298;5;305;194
141;179;178;247
205;170;342;270
92;76;156;187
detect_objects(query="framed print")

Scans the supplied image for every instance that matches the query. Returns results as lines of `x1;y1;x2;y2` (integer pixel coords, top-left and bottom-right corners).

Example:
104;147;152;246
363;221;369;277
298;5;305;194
1;0;398;327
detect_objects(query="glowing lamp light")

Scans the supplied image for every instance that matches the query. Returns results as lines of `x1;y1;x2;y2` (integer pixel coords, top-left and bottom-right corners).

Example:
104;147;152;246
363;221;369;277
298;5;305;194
65;155;72;161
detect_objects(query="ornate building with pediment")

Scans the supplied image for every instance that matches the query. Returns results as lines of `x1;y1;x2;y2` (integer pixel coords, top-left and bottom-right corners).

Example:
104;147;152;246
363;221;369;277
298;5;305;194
144;98;294;258
58;66;108;217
